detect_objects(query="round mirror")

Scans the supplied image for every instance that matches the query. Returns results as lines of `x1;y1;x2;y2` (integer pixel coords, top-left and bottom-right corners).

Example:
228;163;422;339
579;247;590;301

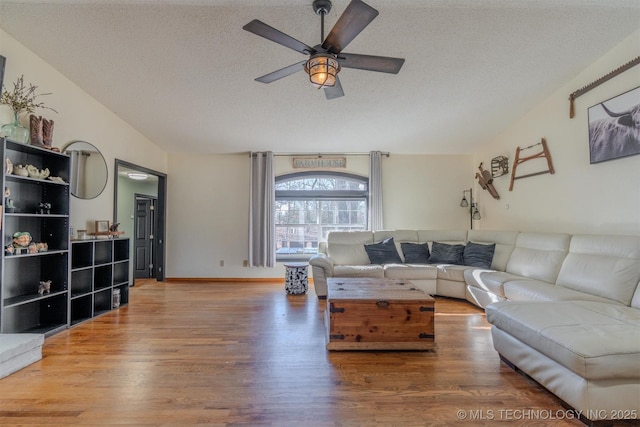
62;141;108;199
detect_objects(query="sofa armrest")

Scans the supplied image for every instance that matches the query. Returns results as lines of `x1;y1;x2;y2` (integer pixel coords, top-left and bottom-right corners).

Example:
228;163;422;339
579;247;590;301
309;253;334;298
309;253;334;275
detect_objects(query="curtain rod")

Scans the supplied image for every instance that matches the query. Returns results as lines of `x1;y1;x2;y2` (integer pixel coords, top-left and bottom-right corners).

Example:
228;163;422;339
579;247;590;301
271;152;390;157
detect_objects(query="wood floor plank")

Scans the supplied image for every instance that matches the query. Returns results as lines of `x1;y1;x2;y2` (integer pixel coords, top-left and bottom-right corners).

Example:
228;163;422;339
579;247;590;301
0;280;633;426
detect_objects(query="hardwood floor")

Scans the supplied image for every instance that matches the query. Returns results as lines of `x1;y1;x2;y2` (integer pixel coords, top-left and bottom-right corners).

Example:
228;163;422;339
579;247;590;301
0;280;629;426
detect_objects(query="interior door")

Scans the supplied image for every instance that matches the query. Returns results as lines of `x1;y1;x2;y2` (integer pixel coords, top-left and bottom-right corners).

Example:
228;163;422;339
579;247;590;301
134;197;156;278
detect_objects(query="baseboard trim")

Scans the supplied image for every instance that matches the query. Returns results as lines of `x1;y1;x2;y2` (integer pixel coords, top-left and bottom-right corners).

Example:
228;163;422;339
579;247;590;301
165;277;281;283
165;277;315;284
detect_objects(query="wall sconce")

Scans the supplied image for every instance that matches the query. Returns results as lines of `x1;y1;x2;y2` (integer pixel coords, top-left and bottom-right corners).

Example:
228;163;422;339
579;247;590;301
460;188;481;229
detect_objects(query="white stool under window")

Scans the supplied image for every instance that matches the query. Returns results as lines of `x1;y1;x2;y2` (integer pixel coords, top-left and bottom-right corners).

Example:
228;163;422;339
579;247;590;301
284;262;309;295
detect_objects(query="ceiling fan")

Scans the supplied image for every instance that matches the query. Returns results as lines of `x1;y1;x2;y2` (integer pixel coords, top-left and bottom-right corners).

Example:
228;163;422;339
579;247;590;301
243;0;405;100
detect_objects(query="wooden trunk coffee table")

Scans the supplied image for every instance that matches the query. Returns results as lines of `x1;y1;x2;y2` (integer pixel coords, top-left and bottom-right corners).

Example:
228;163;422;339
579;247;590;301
325;278;435;351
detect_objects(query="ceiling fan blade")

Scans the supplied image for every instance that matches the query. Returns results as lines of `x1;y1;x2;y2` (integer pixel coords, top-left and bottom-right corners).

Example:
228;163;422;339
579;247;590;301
243;20;316;55
324;76;344;100
322;0;379;54
338;53;405;74
255;61;306;83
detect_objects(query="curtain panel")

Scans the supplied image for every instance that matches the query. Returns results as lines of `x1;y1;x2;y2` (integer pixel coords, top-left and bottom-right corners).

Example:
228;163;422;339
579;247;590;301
249;152;275;267
68;150;87;198
369;151;384;231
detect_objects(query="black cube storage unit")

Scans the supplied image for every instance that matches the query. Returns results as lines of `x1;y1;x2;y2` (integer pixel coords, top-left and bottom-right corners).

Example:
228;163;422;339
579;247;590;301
69;238;130;325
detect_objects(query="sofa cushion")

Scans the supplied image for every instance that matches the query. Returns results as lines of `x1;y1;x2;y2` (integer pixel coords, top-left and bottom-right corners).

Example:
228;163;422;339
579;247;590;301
374;230;419;262
436;264;468;282
333;264;384;278
505;232;570;284
384;263;438;280
486;301;640;380
466;230;518;271
428;242;464;265
503;279;620;304
464;270;523;298
401;242;430;264
327;231;373;265
556;234;640;306
364;238;403;264
463;242;496;268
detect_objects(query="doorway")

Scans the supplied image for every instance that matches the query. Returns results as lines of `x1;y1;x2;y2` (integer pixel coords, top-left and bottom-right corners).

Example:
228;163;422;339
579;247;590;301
114;159;167;282
134;195;157;278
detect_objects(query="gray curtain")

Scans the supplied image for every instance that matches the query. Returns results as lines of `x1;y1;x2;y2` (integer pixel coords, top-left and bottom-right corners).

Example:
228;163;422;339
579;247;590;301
68;150;88;198
249;152;275;267
369;151;384;231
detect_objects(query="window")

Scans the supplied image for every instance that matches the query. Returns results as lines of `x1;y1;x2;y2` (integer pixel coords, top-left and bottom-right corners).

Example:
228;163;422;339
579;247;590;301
275;172;368;260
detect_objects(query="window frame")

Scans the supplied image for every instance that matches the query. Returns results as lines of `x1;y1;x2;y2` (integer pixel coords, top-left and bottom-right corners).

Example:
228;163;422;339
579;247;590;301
275;171;369;261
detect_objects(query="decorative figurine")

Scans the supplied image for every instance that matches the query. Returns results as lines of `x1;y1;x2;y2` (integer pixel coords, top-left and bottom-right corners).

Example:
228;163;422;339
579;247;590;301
38;280;51;295
12;231;32;248
13;165;29;177
4;187;15;213
26;165;50;179
37;202;51;214
11;231;32;254
5;233;48;255
110;223;120;232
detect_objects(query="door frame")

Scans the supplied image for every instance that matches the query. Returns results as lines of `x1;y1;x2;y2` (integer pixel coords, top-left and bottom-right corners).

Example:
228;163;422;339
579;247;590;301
113;159;167;281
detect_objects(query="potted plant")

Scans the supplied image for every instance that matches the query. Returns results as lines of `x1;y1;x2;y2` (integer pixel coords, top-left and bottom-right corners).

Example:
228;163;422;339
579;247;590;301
0;75;56;144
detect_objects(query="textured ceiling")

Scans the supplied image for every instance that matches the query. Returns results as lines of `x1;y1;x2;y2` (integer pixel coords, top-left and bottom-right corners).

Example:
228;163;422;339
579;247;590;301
0;0;638;154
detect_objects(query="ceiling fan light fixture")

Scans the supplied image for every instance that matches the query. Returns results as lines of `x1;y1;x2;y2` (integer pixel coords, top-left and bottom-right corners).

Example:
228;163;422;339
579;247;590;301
304;53;340;88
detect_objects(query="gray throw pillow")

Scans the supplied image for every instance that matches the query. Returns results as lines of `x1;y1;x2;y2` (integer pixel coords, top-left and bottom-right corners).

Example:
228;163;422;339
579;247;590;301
463;241;496;268
428;242;465;265
364;237;402;264
401;242;430;264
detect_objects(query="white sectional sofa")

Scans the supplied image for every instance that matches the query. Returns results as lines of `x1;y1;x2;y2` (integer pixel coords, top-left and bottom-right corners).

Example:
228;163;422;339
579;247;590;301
309;230;640;424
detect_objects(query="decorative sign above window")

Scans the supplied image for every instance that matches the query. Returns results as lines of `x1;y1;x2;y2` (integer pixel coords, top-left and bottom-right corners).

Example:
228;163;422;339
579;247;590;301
293;157;346;169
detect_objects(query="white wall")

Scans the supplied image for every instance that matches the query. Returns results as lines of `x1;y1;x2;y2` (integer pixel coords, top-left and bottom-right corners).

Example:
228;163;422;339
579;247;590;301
472;30;640;235
383;154;474;230
166;153;257;278
0;29;168;232
167;152;472;279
